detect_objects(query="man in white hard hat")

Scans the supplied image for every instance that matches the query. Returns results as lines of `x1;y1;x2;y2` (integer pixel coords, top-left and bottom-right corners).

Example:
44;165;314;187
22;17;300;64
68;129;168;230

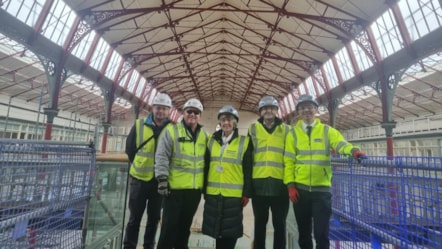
284;94;366;249
155;98;208;249
248;96;290;249
124;93;172;249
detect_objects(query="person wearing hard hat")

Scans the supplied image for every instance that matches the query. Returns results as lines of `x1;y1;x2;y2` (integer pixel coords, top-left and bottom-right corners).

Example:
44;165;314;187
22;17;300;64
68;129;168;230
154;98;208;249
202;105;253;249
123;93;172;249
248;96;290;249
284;94;366;249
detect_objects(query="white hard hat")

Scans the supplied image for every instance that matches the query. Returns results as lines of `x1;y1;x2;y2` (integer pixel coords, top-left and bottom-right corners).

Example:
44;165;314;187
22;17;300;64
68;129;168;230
218;105;239;121
296;94;319;111
183;98;203;112
152;93;172;108
258;96;279;111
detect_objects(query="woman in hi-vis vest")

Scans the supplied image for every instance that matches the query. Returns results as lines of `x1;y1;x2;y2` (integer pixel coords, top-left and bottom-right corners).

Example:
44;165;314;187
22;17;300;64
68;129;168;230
202;105;253;249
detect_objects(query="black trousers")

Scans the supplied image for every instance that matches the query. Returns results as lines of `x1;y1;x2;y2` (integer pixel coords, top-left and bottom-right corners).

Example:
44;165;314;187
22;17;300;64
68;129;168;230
252;195;289;249
216;237;237;249
156;189;201;249
293;189;332;249
123;176;162;249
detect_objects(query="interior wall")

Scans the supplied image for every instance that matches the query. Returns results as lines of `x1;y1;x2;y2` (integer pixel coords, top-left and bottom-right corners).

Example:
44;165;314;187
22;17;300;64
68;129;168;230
0;92;99;131
199;107;259;135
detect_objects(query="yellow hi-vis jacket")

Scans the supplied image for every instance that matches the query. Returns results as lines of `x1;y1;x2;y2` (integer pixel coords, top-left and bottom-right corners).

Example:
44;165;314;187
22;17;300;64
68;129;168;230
130;119;155;181
161;123;207;189
284;118;358;191
206;135;250;197
249;122;289;180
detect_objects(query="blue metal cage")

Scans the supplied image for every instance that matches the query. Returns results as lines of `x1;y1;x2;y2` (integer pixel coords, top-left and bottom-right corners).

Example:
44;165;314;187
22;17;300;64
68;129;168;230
0;139;96;249
330;156;442;249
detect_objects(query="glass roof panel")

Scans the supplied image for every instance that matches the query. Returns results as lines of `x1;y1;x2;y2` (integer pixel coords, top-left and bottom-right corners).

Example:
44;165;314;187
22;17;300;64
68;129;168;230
335;48;355;81
89;38;110;71
349;41;373;72
41;0;76;46
135;78;147;98
3;0;45;27
399;0;442;41
105;51;122;80
371;9;403;59
71;30;96;60
322;60;338;89
304;77;317;97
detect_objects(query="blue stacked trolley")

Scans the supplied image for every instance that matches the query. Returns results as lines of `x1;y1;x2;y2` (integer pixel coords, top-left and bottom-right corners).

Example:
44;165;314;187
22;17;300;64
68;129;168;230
0;139;95;249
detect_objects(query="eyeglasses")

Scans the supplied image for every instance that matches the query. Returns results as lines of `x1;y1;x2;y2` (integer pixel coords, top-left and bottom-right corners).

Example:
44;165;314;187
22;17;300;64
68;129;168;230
219;117;234;122
186;109;201;115
298;105;316;111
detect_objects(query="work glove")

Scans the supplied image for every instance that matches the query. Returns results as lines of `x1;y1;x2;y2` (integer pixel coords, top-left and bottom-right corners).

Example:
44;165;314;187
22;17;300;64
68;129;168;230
352;150;366;163
288;186;300;203
241;196;249;207
157;177;170;197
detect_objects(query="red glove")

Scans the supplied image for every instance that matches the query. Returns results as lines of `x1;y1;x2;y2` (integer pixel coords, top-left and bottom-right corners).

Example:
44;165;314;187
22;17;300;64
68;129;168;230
241;196;249;207
352;150;366;163
288;186;300;203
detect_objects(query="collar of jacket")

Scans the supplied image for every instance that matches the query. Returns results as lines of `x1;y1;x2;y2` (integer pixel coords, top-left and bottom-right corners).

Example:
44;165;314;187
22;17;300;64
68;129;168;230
144;113;170;127
180;119;202;134
212;128;238;145
257;116;282;127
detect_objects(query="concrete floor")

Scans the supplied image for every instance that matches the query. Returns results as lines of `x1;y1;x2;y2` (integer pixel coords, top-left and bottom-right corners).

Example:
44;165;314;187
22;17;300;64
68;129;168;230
132;199;282;249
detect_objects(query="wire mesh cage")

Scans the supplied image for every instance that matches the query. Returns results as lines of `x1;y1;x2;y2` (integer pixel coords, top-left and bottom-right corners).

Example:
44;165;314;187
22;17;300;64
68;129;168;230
0;139;96;249
330;156;442;249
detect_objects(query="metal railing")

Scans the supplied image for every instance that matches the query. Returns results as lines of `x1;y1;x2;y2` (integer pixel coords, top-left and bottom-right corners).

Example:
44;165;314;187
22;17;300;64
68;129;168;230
330;156;442;248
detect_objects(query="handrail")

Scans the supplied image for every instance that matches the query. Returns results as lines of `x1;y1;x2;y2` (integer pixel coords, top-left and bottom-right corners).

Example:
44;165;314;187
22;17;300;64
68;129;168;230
96;153;129;162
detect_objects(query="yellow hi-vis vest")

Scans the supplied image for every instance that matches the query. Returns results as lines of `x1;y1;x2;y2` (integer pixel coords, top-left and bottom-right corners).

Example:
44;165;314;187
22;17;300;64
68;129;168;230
168;123;208;189
130;119;155;181
206;135;249;197
284;119;357;189
249;122;289;180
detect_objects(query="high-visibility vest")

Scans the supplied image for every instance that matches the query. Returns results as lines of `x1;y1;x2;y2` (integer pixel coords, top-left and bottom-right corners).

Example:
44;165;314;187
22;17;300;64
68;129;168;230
206;135;249;197
249;122;289;180
130;119;155;181
168;123;208;189
284;119;356;188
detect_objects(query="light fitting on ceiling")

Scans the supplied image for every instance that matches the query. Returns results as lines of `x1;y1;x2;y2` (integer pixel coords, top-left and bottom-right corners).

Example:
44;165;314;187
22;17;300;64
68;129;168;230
350;23;364;36
309;63;319;73
126;57;135;66
82;14;97;26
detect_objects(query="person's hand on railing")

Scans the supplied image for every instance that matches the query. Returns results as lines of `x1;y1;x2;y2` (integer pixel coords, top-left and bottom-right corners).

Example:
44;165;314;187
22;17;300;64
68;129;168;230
352;149;366;163
288;186;300;203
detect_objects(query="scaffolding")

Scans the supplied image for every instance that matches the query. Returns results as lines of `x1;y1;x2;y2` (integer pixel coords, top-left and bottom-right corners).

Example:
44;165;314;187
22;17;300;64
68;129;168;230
0;139;96;249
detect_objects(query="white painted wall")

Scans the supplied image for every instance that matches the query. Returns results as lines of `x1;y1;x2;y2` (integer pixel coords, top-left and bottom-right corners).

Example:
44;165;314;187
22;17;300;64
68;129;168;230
0;92;100;132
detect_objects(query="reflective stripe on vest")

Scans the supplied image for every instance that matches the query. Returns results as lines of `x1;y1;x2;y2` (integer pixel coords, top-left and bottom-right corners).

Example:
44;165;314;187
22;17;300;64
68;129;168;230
130;119;155;181
293;124;333;187
206;135;247;197
169;124;207;189
250;123;288;180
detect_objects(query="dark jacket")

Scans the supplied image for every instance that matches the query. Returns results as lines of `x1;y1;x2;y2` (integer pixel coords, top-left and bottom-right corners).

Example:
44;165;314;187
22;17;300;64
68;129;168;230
202;128;253;239
125;114;170;163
